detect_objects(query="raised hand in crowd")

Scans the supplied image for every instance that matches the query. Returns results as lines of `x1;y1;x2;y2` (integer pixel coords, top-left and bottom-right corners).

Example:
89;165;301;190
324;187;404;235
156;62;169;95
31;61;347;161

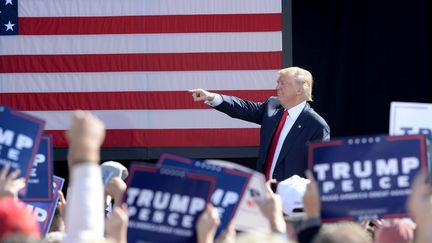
295;170;322;243
214;222;236;243
360;219;383;240
57;190;67;219
189;89;216;102
0;164;25;199
407;172;432;243
303;170;320;219
47;191;67;234
105;203;129;243
66;110;105;167
255;181;287;234
63;110;107;243
196;204;221;243
105;177;127;208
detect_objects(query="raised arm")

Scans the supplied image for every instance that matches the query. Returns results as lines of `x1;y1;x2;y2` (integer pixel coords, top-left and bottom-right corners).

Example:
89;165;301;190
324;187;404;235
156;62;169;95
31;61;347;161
189;88;266;124
63;110;106;243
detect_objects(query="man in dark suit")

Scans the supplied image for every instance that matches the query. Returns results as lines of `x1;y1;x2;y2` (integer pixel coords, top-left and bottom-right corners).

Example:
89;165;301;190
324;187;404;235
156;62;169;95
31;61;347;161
189;67;330;181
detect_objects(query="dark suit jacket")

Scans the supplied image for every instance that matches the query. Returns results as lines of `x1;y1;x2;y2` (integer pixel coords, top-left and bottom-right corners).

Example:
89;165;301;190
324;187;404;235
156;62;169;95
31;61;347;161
214;95;330;181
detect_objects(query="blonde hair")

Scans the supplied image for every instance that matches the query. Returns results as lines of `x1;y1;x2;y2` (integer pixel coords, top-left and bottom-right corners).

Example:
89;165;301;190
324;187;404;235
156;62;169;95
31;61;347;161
236;232;291;243
278;67;314;101
313;222;372;243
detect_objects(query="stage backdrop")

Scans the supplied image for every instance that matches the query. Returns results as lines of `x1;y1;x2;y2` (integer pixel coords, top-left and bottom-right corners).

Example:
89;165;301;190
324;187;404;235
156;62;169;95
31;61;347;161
0;0;293;160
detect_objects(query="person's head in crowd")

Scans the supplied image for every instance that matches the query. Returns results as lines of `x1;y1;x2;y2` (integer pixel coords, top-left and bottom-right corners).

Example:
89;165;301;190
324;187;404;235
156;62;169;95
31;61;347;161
0;197;40;241
236;232;290;243
276;174;309;240
277;175;309;219
374;219;415;243
0;233;40;243
313;222;372;243
101;161;128;183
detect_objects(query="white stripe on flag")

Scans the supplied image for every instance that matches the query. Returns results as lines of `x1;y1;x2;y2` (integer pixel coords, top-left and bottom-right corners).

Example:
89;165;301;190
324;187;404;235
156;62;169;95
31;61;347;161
0;70;277;93
0;32;282;55
19;0;281;17
25;110;260;130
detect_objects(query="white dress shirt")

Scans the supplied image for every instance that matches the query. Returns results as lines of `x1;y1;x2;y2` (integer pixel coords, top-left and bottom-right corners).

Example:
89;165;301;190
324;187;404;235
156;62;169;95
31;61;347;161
269;101;306;179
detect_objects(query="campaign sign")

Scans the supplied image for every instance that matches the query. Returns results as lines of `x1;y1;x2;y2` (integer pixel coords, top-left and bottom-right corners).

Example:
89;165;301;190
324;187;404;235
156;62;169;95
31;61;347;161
205;159;271;233
20;134;53;201
308;134;427;222
158;154;251;237
389;101;432;136
0;105;45;192
389;102;432;170
24;176;65;236
125;164;215;243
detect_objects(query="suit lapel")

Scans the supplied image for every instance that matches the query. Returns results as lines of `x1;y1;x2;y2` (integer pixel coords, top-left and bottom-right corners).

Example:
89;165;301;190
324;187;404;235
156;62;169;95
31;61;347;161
275;103;310;167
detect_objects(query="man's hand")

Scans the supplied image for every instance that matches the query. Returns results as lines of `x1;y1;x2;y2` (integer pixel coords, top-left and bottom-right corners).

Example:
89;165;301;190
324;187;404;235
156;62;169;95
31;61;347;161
407;172;432;226
196;204;220;243
303;170;320;219
0;164;25;199
57;190;67;218
189;89;216;102
215;221;236;243
105;203;128;243
255;182;286;233
105;177;127;207
66;110;105;166
407;172;432;243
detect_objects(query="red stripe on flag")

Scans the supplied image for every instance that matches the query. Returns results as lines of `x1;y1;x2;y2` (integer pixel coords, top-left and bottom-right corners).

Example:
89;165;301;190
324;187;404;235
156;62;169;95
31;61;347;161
46;128;260;147
0;52;282;73
0;90;275;111
18;14;282;35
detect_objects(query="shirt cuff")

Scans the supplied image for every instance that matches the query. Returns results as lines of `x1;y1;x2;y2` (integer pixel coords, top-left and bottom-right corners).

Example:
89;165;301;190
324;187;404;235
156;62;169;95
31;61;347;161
204;93;223;107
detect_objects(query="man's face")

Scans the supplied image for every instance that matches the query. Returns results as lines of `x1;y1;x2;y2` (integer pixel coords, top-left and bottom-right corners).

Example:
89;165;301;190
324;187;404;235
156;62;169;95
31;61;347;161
276;74;301;107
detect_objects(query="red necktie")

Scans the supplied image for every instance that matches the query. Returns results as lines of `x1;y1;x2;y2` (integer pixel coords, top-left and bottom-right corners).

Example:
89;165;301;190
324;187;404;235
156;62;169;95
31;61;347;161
264;110;288;180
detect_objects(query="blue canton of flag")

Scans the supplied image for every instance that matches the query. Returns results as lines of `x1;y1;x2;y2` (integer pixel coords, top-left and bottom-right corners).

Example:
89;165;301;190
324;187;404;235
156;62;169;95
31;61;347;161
0;0;18;35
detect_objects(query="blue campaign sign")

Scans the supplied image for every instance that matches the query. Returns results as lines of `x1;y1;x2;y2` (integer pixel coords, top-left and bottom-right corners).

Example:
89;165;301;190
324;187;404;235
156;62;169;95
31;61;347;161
308;134;428;222
24;176;65;236
158;153;251;237
125;164;215;243
20;134;54;201
0;105;45;192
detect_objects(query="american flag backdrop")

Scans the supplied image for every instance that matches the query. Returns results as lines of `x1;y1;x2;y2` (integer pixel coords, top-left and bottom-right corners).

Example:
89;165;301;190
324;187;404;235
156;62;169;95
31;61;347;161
0;0;283;150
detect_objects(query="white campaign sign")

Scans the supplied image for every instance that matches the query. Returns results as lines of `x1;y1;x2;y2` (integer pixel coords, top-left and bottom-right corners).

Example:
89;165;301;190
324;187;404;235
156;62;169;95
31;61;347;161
205;160;271;233
390;102;432;136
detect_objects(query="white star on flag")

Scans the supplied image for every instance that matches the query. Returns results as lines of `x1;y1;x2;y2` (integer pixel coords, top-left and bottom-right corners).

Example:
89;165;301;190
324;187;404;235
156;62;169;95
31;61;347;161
5;0;13;5
5;21;14;31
